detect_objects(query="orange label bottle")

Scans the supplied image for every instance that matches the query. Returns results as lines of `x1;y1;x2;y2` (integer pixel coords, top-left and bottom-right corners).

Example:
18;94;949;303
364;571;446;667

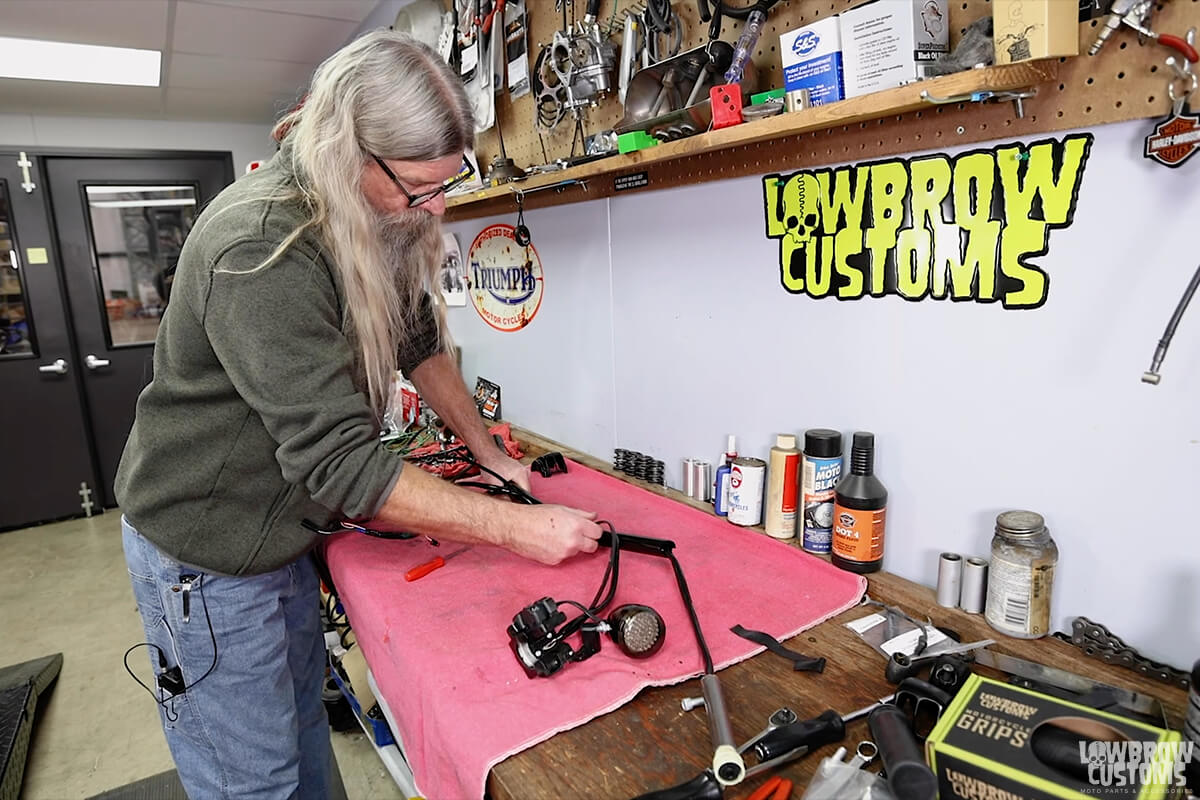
831;432;888;574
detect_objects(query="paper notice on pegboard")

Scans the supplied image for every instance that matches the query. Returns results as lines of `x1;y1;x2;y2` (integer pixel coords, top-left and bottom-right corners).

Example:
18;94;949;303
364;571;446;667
505;0;530;98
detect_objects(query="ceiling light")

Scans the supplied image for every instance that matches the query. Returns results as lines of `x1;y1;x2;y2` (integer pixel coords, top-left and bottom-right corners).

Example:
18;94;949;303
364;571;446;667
86;186;195;195
0;36;160;87
89;199;197;209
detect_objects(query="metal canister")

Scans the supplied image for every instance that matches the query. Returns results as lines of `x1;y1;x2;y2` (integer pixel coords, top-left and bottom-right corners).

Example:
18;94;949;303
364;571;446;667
727;457;766;527
691;460;712;502
681;458;696;497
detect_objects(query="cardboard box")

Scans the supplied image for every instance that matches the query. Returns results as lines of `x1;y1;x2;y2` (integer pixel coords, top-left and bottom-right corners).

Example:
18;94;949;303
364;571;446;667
926;674;1188;800
779;16;845;107
838;0;950;98
994;0;1080;63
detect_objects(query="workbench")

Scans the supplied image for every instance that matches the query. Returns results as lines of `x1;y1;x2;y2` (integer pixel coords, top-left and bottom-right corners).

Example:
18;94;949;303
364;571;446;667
485;428;1190;800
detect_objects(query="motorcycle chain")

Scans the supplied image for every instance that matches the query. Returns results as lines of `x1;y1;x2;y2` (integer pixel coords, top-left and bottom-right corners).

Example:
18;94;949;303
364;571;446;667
1052;616;1190;690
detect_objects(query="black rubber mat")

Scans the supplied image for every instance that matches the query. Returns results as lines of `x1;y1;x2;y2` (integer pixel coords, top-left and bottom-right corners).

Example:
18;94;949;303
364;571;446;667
87;770;188;800
0;685;34;800
0;654;62;698
0;653;62;800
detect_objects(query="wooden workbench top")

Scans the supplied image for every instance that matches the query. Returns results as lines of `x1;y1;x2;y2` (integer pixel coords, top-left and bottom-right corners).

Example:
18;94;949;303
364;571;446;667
486;428;1188;800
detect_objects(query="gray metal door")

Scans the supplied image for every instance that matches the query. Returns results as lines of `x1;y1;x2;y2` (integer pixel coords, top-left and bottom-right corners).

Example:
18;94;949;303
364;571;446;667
0;153;98;528
45;155;232;507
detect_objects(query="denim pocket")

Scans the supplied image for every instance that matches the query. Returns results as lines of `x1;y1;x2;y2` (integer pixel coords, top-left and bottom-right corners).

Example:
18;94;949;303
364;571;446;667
123;517;159;583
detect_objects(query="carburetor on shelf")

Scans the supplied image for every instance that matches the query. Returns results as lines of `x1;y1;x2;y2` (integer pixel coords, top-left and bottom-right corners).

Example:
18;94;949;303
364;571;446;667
533;0;617;130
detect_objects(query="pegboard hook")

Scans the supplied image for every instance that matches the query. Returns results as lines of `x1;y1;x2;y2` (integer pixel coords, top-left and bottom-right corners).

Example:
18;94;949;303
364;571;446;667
919;88;1038;119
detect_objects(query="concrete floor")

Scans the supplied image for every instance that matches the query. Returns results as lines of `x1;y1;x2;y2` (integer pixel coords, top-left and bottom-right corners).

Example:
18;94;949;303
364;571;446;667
0;511;408;800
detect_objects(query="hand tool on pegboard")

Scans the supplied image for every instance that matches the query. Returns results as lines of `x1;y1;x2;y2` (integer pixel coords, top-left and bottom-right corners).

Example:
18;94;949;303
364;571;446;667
1089;0;1200;62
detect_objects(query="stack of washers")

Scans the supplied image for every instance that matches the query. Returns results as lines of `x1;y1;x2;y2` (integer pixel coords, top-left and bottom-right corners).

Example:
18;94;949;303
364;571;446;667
613;448;665;486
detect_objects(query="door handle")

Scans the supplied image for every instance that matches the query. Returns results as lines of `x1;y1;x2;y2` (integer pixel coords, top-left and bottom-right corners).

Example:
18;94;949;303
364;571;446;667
38;358;68;375
85;354;111;370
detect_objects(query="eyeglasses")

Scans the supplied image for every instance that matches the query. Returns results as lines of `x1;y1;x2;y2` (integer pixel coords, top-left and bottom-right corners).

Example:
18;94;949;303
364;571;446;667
371;154;475;208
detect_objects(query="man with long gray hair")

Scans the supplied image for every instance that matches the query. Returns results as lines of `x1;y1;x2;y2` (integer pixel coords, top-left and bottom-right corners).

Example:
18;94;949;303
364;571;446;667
114;30;602;799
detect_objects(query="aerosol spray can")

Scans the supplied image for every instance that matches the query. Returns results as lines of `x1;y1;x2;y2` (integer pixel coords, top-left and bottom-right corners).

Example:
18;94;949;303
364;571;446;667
831;432;887;574
765;434;800;539
713;435;737;517
801;429;843;554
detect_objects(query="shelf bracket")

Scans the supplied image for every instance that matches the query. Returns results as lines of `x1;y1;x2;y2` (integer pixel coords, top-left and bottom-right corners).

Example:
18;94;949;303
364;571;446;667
511;178;589;204
919;87;1038;119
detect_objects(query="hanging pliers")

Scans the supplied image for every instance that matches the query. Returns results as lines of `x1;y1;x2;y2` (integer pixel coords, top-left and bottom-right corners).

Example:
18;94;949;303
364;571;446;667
1090;0;1199;62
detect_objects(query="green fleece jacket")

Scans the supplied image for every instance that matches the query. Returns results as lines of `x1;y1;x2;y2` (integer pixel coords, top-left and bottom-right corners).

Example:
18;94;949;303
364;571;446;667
114;146;439;575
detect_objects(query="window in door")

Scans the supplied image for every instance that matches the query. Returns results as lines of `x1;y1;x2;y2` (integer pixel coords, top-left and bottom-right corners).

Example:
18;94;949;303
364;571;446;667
0;181;36;358
84;184;198;347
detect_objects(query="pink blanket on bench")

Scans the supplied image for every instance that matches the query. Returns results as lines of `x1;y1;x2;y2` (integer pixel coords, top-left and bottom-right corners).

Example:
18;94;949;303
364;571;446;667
322;459;866;799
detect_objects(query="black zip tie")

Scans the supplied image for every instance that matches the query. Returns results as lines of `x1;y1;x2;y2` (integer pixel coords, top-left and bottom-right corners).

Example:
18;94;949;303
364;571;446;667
731;624;826;673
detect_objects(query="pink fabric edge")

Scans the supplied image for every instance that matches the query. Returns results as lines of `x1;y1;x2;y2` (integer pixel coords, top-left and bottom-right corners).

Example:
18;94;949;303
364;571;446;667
446;577;867;796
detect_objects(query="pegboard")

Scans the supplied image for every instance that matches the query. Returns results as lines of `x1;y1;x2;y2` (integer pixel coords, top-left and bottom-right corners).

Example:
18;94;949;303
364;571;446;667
451;0;1200;220
478;0;953;169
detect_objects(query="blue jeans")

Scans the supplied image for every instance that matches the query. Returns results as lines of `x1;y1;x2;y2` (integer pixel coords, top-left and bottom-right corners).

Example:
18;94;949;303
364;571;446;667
122;517;344;799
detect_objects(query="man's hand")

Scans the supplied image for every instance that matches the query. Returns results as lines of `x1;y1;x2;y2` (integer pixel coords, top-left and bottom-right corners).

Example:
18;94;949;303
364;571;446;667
506;505;603;565
474;452;533;494
373;458;601;566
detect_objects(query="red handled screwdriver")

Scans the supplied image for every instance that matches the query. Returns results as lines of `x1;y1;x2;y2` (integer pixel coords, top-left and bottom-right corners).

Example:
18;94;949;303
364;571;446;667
404;546;469;582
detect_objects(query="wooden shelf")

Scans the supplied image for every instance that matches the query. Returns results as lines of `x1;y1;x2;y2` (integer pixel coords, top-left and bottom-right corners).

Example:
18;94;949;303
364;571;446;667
447;59;1057;219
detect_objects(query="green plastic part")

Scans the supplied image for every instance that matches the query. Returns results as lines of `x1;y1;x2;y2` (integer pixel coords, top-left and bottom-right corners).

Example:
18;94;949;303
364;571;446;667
617;130;660;154
750;88;786;105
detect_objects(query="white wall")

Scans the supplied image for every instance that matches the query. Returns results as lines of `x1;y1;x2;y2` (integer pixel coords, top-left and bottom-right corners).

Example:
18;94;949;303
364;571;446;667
0;113;271;173
446;199;617;459
446;119;1200;668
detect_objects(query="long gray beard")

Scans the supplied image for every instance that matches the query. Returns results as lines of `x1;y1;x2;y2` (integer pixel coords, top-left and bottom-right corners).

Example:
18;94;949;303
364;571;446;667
378;209;444;297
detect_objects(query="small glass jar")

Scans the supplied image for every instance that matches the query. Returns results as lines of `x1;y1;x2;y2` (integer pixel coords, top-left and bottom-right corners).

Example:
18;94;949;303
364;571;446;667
984;510;1058;639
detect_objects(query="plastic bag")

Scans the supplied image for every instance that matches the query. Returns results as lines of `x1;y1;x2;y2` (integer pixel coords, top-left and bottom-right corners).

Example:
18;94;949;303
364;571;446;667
801;756;895;800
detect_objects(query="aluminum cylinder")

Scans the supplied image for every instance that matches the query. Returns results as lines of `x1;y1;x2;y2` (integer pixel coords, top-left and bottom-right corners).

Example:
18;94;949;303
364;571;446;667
960;557;988;614
936;552;963;608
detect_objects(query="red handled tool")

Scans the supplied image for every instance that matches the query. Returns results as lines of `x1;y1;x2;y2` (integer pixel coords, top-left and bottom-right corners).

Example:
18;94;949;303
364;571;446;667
1089;0;1200;62
746;776;782;800
405;546;469;582
745;776;792;800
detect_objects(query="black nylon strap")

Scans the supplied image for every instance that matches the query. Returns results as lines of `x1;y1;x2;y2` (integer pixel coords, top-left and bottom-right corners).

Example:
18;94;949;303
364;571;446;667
731;624;826;673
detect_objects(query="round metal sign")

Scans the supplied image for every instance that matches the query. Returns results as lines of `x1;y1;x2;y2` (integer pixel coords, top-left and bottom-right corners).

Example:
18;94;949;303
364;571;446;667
467;223;544;332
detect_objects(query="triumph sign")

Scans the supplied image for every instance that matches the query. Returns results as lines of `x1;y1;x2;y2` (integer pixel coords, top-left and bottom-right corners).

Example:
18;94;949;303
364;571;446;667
466;223;544;332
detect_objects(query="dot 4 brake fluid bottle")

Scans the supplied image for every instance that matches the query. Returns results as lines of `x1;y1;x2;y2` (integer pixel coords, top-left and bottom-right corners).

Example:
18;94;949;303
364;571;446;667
831;432;887;574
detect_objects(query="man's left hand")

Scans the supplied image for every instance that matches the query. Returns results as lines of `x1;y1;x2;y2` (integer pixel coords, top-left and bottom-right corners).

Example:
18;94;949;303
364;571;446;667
473;453;532;494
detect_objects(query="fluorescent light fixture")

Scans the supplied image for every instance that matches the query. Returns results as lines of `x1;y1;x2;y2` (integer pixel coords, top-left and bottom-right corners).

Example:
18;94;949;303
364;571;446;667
0;36;160;87
87;185;195;195
89;199;197;208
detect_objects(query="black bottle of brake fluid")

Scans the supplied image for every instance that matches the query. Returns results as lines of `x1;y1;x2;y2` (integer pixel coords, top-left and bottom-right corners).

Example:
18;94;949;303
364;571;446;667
831;432;888;574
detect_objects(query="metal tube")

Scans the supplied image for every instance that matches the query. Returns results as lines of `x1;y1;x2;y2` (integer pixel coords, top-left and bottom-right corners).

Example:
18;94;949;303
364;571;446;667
936;552;963;608
691;460;711;502
1143;262;1200;384
700;673;746;785
960;557;988;614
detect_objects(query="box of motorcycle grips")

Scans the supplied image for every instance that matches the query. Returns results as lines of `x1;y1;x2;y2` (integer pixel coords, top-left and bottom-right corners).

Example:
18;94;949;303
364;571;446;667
926;674;1187;799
